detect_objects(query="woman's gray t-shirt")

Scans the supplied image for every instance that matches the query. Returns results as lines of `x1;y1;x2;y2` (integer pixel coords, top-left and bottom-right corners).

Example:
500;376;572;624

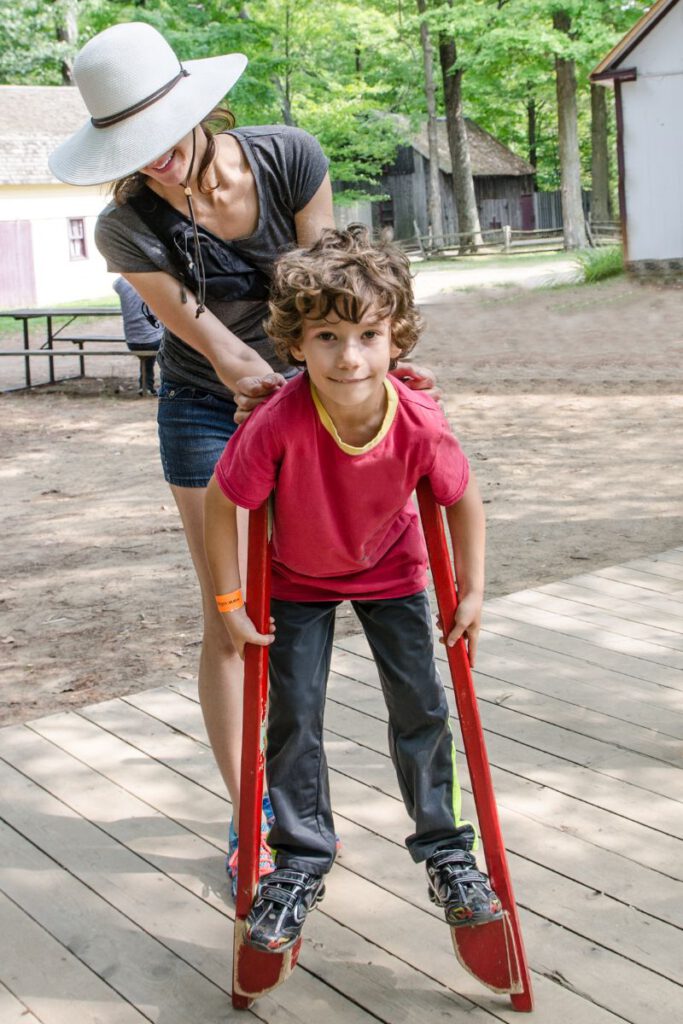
95;126;328;397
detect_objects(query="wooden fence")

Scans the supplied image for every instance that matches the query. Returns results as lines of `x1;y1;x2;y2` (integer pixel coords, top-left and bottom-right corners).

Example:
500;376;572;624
402;222;621;259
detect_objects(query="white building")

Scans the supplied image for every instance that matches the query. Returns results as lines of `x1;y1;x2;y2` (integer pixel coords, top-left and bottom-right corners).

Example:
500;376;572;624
0;86;113;306
592;0;683;276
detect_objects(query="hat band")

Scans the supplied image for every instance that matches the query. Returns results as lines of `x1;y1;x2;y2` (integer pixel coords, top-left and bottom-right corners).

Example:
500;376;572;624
91;67;190;129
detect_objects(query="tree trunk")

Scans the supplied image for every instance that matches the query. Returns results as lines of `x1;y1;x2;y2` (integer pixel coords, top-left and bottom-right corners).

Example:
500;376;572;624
271;78;295;125
553;11;588;249
438;29;482;253
591;84;611;223
417;0;444;246
54;0;78;85
273;0;296;125
527;93;537;175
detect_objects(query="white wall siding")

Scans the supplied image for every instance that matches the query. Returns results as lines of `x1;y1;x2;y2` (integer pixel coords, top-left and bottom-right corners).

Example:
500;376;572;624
0;184;113;305
621;3;683;75
619;4;683;263
621;77;683;261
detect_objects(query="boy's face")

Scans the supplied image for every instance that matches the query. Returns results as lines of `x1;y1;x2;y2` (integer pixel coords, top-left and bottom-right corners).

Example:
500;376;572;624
291;309;401;416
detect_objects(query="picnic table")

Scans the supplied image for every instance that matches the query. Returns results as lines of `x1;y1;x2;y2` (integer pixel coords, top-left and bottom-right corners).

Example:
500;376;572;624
0;306;157;392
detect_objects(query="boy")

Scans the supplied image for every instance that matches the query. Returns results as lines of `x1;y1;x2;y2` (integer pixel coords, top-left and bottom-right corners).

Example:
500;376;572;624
204;226;502;953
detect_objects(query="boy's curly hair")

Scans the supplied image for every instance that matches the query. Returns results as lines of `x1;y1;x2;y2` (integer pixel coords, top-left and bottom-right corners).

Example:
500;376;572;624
266;224;423;365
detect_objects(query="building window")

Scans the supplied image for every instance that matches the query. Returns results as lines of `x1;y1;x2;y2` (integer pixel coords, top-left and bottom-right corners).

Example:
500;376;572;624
68;218;87;260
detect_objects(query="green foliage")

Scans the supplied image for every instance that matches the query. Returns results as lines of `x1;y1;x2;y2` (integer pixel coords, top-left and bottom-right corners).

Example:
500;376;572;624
575;244;624;283
420;0;651;190
0;0;71;83
0;0;653;199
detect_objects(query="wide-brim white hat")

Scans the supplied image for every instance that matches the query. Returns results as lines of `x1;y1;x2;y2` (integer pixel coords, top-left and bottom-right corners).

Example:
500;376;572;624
49;22;247;186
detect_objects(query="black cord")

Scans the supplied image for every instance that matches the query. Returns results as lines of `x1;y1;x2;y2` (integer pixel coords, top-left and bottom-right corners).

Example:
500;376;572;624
182;128;207;317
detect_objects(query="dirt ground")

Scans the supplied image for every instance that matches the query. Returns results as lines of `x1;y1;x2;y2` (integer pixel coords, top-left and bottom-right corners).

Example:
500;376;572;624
1;274;682;726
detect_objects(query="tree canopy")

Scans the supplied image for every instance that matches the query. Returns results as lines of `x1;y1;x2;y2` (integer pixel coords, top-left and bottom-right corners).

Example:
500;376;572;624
0;0;653;196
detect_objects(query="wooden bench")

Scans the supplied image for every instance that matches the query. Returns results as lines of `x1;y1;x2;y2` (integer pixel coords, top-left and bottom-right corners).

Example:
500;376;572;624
0;307;158;393
0;346;157;391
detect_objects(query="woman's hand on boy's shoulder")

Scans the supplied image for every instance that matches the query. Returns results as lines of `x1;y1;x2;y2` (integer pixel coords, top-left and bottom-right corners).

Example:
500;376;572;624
222;607;276;660
390;363;441;403
233;373;287;423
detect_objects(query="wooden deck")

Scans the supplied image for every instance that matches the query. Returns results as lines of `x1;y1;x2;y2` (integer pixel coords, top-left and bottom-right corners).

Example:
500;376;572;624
1;549;682;1024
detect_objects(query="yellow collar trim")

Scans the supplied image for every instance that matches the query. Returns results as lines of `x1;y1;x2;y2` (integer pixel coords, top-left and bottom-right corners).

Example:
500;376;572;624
310;378;398;455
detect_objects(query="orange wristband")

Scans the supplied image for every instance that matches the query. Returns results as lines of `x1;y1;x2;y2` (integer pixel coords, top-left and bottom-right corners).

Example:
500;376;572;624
215;589;244;613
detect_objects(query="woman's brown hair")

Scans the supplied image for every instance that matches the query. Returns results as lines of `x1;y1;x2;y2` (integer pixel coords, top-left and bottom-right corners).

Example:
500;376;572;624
111;106;236;205
266;224;423;366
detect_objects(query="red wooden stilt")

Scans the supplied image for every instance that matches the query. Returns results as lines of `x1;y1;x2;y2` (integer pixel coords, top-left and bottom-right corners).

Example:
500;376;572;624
416;479;534;1011
232;503;302;1008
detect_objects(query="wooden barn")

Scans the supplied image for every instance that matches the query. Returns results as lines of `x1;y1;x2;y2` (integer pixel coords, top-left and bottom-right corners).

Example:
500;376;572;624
374;115;535;241
592;0;683;277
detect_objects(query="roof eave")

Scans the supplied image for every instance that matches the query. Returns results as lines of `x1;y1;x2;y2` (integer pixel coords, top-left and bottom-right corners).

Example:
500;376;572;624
590;0;680;81
591;67;638;86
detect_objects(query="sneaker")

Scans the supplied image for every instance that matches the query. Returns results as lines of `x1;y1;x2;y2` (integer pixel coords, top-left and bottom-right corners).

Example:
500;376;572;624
245;868;325;952
227;819;275;900
426;847;503;927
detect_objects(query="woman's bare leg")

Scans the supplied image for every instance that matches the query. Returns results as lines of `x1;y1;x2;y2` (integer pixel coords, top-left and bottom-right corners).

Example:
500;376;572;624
170;483;248;821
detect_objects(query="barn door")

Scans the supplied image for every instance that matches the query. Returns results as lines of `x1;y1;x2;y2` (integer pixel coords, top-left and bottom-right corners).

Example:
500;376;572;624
520;194;536;232
0;221;36;306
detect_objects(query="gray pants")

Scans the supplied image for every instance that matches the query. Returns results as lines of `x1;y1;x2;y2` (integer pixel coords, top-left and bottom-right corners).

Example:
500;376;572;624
266;590;474;875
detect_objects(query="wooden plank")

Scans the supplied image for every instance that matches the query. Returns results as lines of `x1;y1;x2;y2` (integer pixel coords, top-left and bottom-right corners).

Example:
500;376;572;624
18;715;637;1023
154;679;683;887
544;571;683;610
536;580;683;632
333;641;683;773
471;633;683;725
594;564;683;597
75;690;683;933
325;726;683;930
0;896;149;1024
479;608;683;688
337;627;683;713
27;705;681;1023
323;692;683;878
0;784;241;1024
8;721;499;1024
0;751;382;1024
505;590;683;651
486;596;683;669
339;615;683;696
324;667;683;832
647;550;683;567
319;853;683;1024
623;555;683;583
0;984;41;1024
334;816;683;988
0;980;50;1024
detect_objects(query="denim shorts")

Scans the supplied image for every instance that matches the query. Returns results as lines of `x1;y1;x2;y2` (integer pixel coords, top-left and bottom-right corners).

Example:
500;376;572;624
157;380;239;487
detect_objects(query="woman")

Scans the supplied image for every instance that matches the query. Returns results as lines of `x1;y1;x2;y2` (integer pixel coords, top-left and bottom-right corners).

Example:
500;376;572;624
50;21;434;887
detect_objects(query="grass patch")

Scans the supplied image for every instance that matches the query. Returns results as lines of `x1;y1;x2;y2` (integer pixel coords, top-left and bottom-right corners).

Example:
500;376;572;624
411;250;572;275
0;296;120;343
574;245;624;284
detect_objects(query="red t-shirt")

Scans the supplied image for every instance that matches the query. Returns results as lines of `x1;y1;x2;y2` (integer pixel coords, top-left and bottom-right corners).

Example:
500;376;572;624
214;373;469;601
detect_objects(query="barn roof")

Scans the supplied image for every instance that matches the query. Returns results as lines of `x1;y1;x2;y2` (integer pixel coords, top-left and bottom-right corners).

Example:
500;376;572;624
591;0;681;81
394;114;534;178
0;85;89;184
